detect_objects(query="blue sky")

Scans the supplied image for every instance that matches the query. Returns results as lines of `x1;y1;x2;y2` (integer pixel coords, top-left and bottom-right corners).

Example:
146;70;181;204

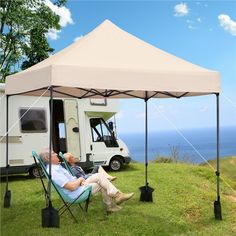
46;0;236;133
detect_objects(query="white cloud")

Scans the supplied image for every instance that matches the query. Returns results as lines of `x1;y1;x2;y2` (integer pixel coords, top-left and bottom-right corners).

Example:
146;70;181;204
199;105;208;113
218;14;236;36
74;35;84;42
116;112;124;120
197;17;201;23
188;25;195;30
157;105;166;114
46;28;61;40
45;0;73;40
186;19;196;30
45;0;73;27
174;3;189;17
186;19;194;24
136;112;145;119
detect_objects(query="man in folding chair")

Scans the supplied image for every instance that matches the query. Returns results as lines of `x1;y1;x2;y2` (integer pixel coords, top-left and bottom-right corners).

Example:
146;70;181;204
39;149;134;213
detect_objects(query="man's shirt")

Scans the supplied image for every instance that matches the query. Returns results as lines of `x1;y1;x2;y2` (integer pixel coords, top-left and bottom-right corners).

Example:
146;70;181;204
46;164;86;200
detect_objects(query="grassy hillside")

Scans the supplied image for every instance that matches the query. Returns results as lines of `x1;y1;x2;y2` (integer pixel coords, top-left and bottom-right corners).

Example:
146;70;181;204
204;156;236;189
1;158;236;236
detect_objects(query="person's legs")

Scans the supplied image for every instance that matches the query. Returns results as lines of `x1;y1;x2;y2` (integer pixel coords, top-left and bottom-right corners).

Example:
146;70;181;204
98;166;117;181
85;173;134;205
87;182;112;206
91;165;99;174
85;173;118;197
85;181;122;213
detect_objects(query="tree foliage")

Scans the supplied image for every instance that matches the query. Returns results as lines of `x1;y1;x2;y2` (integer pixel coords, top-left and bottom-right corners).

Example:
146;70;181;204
0;0;66;82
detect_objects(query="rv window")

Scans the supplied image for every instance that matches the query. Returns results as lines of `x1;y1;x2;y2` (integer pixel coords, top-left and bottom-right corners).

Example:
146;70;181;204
19;108;47;133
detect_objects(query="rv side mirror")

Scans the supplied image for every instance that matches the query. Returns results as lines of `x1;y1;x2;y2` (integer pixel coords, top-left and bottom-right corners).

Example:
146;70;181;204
72;127;79;133
108;121;114;131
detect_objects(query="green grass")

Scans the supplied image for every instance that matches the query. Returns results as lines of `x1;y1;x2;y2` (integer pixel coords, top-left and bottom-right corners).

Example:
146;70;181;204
203;156;236;190
1;157;236;236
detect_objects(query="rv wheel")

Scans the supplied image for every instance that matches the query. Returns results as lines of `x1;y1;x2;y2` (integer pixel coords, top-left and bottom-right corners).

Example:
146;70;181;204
29;166;43;178
109;157;122;171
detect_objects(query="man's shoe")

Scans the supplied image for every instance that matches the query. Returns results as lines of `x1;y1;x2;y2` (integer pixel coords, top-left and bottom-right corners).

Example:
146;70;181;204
114;192;134;205
106;205;122;213
108;176;117;181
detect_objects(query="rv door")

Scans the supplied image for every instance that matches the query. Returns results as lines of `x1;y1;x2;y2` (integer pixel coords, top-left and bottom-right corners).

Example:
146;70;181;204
64;99;81;158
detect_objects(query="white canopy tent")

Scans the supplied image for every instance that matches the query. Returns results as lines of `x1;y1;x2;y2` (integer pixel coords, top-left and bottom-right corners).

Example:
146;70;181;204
4;20;222;224
5;20;220;98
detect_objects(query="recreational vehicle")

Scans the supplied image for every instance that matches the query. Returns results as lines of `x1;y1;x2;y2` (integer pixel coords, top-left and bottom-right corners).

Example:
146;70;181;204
0;83;131;177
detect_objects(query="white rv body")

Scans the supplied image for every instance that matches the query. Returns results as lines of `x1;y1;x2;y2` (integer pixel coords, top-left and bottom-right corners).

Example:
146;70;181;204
0;84;131;176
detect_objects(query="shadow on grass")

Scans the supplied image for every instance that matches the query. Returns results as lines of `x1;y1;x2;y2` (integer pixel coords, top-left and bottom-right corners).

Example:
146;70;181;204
101;163;140;173
1;174;32;182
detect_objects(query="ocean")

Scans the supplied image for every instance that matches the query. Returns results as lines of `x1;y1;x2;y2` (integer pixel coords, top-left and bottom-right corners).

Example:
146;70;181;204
119;126;236;164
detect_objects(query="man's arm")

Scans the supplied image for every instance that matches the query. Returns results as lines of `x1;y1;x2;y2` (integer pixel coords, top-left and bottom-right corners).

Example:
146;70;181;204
63;177;85;191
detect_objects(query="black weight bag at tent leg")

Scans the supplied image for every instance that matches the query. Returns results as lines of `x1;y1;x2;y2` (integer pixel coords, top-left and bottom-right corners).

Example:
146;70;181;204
139;183;154;202
42;201;60;228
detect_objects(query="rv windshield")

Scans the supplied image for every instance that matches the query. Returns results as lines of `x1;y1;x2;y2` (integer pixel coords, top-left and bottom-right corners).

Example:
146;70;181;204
90;118;118;148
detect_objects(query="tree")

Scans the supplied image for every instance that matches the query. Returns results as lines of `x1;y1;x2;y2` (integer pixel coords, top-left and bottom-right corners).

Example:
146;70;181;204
21;27;54;70
0;0;67;82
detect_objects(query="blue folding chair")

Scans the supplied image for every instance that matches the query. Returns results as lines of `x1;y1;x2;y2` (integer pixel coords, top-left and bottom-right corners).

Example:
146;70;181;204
32;151;92;223
58;152;74;176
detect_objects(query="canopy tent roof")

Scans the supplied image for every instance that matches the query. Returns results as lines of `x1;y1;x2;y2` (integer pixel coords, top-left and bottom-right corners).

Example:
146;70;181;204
5;20;220;99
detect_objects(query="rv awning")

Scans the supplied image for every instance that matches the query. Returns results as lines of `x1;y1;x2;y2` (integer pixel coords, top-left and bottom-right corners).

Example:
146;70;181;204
5;20;220;99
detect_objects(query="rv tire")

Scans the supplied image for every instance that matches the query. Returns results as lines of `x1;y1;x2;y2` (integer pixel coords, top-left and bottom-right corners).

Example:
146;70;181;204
109;156;123;171
29;166;43;178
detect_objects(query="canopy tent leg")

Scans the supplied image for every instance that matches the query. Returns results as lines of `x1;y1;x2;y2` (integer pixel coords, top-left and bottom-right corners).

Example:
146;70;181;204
214;93;222;220
139;92;154;202
41;86;60;228
4;95;11;208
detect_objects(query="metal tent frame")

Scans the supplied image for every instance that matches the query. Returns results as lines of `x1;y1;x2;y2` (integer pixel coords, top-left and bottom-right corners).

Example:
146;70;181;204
4;86;222;227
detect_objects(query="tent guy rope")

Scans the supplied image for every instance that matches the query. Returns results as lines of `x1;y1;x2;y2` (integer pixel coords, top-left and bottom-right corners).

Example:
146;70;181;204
151;100;236;195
